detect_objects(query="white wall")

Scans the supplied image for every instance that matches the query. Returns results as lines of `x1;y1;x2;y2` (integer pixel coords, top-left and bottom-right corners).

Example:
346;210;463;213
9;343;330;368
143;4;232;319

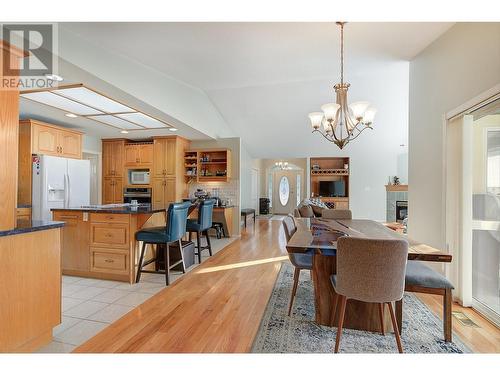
210;61;410;221
409;23;500;249
240;142;254;209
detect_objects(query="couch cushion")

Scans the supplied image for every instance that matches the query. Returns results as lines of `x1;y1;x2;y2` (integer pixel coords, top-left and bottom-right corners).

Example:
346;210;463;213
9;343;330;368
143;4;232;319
405;261;454;289
311;205;324;217
298;205;314;218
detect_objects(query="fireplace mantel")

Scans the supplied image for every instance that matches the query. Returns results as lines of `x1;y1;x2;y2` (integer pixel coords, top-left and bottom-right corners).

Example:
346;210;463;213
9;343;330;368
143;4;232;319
385;184;408;192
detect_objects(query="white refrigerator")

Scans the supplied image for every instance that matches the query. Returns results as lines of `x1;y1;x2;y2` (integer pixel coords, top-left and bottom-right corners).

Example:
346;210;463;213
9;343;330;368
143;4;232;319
32;155;91;221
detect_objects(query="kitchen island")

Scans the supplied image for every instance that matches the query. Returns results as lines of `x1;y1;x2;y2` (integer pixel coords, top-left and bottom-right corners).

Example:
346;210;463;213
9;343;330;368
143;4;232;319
52;204;167;283
0;220;65;352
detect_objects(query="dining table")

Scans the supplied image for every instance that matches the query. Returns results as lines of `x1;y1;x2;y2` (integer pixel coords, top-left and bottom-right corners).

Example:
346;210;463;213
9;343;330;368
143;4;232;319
286;217;452;333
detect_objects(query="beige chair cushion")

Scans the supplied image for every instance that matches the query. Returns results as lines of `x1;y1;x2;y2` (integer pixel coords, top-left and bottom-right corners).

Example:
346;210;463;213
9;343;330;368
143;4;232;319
298;205;314;218
282;215;297;242
322;209;352;220
334;237;408;303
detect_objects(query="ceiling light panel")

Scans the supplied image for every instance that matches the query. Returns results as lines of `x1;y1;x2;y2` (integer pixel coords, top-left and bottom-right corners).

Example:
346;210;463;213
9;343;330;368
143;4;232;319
53;87;135;114
116;112;168;129
87;115;144;130
21;91;103;115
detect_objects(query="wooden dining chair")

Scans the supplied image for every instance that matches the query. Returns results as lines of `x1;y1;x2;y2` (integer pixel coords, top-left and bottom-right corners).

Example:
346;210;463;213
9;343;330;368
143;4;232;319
321;209;352;220
282;214;313;316
331;237;408;353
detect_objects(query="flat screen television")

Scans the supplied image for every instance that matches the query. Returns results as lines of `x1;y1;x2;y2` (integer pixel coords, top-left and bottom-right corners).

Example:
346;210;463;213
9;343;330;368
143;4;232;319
319;180;345;197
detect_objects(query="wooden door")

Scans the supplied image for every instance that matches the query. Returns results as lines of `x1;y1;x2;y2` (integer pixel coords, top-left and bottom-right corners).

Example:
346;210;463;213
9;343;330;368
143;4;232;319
165;178;176;204
53;211;89;272
58;131;81;159
113;178;123;203
112;141;124;177
124;144;139;166
153;139;166;177
32;124;59;156
152;178;165;205
165;139;176;176
139;144;153;165
102;142;113;177
103;178;114;204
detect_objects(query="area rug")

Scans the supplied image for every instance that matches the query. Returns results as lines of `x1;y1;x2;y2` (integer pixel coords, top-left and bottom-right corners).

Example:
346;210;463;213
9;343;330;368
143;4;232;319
252;262;471;353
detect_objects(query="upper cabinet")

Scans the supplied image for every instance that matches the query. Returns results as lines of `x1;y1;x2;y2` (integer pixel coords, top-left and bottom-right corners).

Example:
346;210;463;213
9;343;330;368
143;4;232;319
124;143;153;167
153;138;176;177
184;149;232;183
102;140;125;178
25;119;83;159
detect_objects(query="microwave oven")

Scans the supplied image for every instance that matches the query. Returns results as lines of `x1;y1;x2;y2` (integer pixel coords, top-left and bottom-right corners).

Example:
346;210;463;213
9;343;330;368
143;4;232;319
129;170;150;185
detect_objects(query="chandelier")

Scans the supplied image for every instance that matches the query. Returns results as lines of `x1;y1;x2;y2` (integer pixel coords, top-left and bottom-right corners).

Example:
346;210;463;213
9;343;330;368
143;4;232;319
275;161;290;170
308;22;376;150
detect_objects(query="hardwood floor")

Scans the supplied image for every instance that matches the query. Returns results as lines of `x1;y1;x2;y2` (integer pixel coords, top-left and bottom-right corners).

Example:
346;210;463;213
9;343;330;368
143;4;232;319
415;293;500;353
75;219;500;353
75;219;288;352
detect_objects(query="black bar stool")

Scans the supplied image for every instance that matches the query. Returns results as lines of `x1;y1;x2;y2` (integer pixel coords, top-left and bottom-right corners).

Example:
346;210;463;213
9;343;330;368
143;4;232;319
135;201;191;285
186;199;215;264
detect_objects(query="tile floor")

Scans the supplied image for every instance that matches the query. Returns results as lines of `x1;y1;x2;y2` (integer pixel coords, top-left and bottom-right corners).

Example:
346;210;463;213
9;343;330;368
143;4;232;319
37;236;236;353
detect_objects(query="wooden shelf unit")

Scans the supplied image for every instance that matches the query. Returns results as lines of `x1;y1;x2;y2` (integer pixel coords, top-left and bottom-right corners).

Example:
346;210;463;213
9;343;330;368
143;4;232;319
184;149;231;183
310;157;350;210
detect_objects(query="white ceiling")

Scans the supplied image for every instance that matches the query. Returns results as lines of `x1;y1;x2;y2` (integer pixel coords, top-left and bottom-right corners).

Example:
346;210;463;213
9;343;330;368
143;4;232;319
21;22;453;153
61;22;453;90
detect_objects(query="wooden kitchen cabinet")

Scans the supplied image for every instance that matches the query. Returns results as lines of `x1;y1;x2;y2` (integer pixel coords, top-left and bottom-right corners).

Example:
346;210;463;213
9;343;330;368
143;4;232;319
124;143;153;167
153;138;176;177
152;177;176;206
103;177;123;204
52;211;89;273
102;140;124;177
28;120;82;159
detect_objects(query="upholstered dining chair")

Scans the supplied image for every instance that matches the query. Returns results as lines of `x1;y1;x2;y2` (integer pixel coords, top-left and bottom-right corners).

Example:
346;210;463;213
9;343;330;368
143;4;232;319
135;201;192;285
331;237;408;353
321;209;352;220
282;214;313;316
186;199;215;264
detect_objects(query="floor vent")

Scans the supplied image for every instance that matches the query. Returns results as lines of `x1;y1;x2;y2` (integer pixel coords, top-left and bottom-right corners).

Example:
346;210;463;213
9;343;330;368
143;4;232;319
452;312;480;328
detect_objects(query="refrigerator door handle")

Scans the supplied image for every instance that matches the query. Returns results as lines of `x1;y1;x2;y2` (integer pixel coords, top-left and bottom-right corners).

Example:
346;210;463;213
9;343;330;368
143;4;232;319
64;174;70;207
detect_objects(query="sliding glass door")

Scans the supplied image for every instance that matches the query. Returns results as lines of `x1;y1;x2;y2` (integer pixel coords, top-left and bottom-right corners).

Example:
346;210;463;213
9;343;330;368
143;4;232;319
471;101;500;326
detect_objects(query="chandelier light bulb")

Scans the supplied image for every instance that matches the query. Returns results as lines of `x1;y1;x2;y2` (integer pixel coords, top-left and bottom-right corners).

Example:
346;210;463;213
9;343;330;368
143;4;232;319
321;103;340;122
308;112;324;130
363;107;377;125
349;101;370;120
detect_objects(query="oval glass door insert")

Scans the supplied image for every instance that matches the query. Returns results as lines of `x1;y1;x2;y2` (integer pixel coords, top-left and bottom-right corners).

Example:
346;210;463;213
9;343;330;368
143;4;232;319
279;176;290;206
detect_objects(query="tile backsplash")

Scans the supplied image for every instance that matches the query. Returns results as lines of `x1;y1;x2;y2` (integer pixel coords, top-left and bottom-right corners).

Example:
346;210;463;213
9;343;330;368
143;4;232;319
188;180;240;207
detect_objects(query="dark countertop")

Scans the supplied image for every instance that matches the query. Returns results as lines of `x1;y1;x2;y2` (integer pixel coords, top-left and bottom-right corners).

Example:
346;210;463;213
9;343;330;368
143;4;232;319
0;220;65;237
51;204;167;214
17;204;32;208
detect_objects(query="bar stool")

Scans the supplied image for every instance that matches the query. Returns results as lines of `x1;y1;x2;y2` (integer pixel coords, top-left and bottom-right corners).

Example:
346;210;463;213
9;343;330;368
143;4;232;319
187;199;215;264
135;201;191;285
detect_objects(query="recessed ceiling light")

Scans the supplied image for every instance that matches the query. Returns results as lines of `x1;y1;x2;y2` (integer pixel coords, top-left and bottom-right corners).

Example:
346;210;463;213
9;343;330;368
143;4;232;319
120;130;129;134
168;128;178;132
65;113;78;118
44;73;64;82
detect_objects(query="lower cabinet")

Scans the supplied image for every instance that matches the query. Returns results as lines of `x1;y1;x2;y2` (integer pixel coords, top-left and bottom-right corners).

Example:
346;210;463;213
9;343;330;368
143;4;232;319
54;210;134;282
152;177;176;206
103;177;123;204
90;248;129;275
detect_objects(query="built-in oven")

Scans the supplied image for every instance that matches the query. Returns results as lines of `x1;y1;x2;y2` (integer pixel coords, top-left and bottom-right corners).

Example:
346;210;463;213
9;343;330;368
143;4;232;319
129;170;150;185
123;187;152;204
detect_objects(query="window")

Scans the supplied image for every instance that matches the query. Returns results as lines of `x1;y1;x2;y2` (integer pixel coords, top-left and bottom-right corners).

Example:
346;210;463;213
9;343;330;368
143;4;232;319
279;176;290;206
296;173;301;206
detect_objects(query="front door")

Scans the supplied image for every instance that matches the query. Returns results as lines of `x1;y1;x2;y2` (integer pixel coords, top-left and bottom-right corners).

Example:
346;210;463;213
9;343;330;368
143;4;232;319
272;170;297;215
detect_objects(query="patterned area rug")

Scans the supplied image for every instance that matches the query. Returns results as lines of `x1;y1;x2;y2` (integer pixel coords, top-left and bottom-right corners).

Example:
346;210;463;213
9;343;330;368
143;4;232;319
252;262;471;353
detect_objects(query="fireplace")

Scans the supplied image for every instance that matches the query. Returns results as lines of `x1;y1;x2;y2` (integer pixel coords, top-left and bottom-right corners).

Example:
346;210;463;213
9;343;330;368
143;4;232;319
396;201;408;223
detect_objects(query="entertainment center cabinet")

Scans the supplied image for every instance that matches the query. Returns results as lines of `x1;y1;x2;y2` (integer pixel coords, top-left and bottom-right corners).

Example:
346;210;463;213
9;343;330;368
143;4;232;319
310;157;350;209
